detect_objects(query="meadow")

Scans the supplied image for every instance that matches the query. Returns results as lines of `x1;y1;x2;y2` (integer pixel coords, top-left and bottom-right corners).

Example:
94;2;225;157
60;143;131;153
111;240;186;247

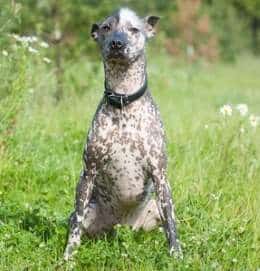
0;41;260;270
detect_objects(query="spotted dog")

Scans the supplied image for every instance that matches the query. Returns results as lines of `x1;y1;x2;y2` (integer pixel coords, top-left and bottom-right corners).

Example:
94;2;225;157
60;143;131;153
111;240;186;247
64;8;181;260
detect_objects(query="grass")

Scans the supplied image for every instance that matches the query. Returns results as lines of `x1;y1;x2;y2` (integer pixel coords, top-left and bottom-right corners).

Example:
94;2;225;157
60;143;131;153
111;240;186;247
0;47;260;270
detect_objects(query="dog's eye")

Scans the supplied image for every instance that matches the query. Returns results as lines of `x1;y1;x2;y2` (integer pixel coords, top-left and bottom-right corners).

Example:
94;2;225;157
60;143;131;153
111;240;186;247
129;27;140;34
102;24;111;32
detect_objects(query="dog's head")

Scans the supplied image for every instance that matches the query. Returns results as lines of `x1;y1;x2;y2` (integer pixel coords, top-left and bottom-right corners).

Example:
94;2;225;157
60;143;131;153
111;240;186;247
91;8;160;64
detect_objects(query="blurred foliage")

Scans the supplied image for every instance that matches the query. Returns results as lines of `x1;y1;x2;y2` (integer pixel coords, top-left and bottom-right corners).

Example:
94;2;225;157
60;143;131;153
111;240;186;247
0;2;260;270
206;0;251;61
234;0;260;17
0;0;259;107
233;0;260;54
0;0;258;60
165;0;219;62
0;1;25;145
0;1;21;32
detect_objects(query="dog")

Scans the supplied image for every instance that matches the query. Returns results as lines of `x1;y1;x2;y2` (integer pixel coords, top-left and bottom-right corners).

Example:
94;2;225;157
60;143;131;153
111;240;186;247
64;7;181;261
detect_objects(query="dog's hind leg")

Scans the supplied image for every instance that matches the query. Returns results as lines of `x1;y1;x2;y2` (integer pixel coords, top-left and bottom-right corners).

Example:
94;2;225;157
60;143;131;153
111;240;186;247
64;169;94;261
151;166;181;256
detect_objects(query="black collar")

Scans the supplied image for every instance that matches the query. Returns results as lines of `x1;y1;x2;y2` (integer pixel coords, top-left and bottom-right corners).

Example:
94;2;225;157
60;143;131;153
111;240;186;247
104;76;147;109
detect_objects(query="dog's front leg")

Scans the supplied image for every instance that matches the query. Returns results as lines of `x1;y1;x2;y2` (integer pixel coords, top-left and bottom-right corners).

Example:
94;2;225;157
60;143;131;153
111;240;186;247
151;167;181;256
64;168;95;261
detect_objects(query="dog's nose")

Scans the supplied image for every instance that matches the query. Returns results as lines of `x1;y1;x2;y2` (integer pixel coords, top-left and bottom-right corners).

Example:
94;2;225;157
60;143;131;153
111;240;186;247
110;39;125;50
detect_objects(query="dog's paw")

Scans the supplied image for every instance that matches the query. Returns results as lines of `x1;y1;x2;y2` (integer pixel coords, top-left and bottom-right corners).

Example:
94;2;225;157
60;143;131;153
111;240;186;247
169;244;183;259
55;258;76;271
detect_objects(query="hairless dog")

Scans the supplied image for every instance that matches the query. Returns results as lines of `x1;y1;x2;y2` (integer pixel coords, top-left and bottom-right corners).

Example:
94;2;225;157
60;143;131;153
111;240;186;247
64;8;181;261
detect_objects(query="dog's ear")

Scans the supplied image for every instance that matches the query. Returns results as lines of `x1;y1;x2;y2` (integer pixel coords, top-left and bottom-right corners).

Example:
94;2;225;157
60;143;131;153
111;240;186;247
144;15;160;38
91;23;99;41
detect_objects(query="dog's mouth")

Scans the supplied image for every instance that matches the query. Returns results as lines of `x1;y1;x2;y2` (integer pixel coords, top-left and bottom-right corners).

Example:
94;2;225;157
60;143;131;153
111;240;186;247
107;50;127;60
105;47;130;61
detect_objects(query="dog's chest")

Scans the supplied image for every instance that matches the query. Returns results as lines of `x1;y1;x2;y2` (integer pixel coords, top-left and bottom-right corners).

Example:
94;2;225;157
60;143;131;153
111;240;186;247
85;96;164;206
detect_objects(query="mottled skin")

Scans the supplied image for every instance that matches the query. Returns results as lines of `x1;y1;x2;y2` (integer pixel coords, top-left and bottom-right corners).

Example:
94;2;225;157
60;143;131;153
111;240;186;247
64;8;181;261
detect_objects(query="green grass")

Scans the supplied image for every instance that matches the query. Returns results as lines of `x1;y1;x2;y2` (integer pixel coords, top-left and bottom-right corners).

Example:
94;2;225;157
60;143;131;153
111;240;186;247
0;50;260;270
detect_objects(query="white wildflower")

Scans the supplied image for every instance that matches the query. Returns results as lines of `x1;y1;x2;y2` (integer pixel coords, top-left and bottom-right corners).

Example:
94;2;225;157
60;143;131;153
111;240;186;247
12;34;38;44
28;46;39;54
23;36;37;43
2;50;8;56
240;127;245;134
236;104;248;116
43;57;51;64
204;124;209;129
249;114;260;128
12;34;18;39
39;41;49;48
211;193;219;200
29;36;38;43
20;36;28;43
232;258;237;263
220;104;232;116
12;34;22;41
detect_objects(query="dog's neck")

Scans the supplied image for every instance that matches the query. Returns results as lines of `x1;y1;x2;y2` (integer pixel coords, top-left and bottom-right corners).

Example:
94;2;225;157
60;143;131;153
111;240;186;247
104;54;146;95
